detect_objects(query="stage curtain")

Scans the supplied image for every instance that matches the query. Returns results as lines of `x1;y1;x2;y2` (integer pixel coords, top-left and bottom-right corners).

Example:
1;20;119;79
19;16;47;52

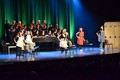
0;0;75;42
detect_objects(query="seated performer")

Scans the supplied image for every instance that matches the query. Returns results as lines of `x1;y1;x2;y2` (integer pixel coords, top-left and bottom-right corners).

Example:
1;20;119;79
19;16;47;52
36;20;42;30
52;28;58;37
36;30;40;36
14;31;25;59
28;24;34;31
54;23;60;32
42;20;48;35
45;30;52;37
36;21;42;36
48;24;55;33
25;31;36;53
57;28;63;37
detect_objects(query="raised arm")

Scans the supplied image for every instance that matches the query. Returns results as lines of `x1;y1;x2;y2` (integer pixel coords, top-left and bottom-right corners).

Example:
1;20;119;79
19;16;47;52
96;31;99;37
14;36;18;44
57;34;61;41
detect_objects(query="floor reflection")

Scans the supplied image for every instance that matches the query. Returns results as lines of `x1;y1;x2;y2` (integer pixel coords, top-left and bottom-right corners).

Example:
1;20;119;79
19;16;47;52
0;47;120;62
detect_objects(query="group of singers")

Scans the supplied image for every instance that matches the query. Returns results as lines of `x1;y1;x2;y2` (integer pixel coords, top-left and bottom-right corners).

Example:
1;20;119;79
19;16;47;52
5;20;73;58
5;19;105;59
5;20;60;43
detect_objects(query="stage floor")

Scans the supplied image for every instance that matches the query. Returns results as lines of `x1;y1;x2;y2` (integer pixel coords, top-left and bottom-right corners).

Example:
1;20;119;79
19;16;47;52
0;47;120;63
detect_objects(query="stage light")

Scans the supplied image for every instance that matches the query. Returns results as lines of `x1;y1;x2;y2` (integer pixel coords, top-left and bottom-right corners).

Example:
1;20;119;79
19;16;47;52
73;0;82;8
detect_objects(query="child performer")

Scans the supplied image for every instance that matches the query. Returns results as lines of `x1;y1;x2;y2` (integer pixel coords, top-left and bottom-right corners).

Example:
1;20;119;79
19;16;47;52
76;28;85;52
14;31;25;59
25;31;36;53
96;26;105;52
58;29;68;55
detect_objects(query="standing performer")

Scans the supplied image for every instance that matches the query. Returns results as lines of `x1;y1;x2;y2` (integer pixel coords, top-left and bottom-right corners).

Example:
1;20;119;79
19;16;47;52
76;28;85;52
36;20;42;36
14;31;25;59
5;20;10;42
96;26;105;52
9;20;17;44
58;29;68;55
17;21;25;30
42;20;48;36
30;20;36;29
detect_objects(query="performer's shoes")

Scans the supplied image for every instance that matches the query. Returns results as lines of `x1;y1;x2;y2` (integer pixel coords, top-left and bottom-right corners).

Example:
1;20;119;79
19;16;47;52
20;56;23;59
80;49;83;52
16;56;19;59
100;49;104;52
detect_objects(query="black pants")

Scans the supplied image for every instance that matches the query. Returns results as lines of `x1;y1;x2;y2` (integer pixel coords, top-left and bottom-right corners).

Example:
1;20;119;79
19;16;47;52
16;46;23;56
9;34;15;44
61;47;67;54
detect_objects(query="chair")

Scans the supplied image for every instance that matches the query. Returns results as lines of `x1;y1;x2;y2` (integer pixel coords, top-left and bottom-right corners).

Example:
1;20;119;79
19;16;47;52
8;45;16;54
68;45;77;54
105;39;113;51
0;40;8;53
23;44;39;58
84;40;94;50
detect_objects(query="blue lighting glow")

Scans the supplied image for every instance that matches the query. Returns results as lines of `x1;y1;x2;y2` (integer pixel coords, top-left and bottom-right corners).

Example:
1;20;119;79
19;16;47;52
72;0;96;45
73;0;82;9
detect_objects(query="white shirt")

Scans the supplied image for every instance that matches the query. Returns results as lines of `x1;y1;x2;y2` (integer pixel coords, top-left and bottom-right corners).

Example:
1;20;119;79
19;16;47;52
25;35;33;43
16;36;25;49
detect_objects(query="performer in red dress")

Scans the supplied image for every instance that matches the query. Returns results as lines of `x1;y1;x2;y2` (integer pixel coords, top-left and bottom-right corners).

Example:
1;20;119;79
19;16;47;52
76;28;85;51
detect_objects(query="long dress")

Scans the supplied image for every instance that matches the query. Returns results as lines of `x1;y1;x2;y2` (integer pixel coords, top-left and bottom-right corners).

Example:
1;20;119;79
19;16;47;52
77;31;84;46
25;35;35;52
59;34;68;49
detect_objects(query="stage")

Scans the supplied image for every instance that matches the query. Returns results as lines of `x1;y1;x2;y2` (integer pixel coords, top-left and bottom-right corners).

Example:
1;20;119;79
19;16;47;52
0;47;120;63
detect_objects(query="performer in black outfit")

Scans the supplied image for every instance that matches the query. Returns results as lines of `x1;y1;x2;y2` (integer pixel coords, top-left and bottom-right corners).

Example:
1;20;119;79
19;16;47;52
5;20;10;42
36;20;42;36
9;20;17;44
48;24;55;33
42;20;48;36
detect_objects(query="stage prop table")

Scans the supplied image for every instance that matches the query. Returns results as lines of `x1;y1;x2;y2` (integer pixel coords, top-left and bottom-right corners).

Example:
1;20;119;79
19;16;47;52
33;37;59;50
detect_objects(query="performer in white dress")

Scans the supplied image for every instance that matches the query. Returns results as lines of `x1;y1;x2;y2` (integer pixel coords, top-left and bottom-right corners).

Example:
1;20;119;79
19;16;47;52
58;29;69;55
25;31;36;53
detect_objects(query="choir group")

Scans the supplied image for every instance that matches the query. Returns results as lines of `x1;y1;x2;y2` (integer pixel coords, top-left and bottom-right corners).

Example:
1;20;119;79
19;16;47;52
4;19;105;59
5;20;73;58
